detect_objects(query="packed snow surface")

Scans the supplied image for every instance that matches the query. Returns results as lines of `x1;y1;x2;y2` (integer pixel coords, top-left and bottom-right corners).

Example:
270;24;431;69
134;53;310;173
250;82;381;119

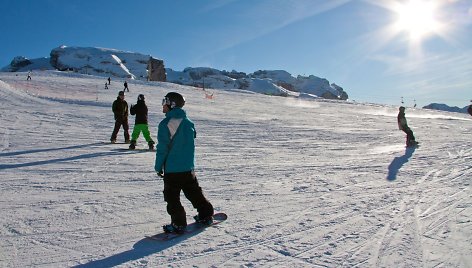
0;71;470;267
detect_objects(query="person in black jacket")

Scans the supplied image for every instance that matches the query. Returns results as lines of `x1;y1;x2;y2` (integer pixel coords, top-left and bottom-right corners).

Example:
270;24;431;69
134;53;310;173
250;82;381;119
129;94;155;150
123;81;129;92
397;106;417;147
110;91;130;143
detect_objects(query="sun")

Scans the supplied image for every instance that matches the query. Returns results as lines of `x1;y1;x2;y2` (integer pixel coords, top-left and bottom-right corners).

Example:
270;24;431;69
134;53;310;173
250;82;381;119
367;0;451;48
392;0;442;41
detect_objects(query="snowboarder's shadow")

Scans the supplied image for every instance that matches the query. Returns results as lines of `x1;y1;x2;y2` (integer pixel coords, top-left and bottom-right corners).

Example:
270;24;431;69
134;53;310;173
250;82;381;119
74;229;206;268
0;142;144;170
386;146;416;181
0;142;104;157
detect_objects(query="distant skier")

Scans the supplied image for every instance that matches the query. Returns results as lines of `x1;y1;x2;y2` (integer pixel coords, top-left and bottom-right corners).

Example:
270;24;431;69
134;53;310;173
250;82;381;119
108;77;111;85
123;81;129;92
397;106;418;147
110;91;130;143
155;92;214;234
129;94;155;150
104;82;108;89
27;71;32;81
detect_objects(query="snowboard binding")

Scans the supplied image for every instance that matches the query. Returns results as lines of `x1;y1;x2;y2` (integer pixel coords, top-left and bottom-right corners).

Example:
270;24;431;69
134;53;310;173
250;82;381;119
163;223;186;234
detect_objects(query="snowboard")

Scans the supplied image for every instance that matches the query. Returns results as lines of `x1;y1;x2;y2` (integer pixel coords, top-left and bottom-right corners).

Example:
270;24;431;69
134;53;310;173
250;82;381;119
114;148;155;152
146;212;227;241
105;141;130;145
128;148;155;151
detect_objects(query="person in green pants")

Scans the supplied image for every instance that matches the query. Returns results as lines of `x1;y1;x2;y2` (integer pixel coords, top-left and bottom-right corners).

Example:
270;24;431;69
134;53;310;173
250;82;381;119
129;94;155;150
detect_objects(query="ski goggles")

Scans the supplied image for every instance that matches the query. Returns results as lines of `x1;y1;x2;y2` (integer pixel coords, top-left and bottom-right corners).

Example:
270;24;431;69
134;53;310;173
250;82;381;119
162;97;171;106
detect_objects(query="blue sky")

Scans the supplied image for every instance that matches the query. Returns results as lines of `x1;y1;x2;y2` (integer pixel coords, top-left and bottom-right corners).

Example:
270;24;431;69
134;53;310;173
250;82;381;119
1;0;471;107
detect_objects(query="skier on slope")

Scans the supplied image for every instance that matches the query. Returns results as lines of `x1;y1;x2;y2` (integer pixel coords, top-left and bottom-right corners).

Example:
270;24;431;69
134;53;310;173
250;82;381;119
123;81;129;92
397;106;418;147
129;94;155;150
154;92;214;234
110;91;130;143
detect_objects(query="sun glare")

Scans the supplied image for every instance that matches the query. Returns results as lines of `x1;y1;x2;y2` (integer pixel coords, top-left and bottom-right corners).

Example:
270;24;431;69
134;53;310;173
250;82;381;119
393;0;441;41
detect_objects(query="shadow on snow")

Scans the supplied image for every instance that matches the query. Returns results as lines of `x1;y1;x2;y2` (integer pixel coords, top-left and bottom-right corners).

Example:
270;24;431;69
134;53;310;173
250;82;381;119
386;146;416;181
0;142;104;157
73;230;207;268
0;142;147;170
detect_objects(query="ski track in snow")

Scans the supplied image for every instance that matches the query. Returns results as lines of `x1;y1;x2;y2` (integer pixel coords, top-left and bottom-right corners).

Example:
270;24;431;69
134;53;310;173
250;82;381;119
0;71;470;267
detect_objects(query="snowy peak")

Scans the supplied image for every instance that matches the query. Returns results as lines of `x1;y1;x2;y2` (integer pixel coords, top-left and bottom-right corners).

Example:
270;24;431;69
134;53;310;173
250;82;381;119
49;46;160;80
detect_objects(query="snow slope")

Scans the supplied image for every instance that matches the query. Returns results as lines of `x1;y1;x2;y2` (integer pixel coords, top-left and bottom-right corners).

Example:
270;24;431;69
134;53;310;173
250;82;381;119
0;71;471;267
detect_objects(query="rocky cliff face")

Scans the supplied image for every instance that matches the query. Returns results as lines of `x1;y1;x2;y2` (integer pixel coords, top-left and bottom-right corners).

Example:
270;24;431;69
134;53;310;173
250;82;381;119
49;46;67;71
331;83;349;100
5;56;32;72
147;58;166;81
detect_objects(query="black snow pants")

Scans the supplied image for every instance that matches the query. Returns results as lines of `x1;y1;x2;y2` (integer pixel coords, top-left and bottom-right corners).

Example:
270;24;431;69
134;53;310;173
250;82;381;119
163;171;214;226
401;127;415;145
111;119;130;141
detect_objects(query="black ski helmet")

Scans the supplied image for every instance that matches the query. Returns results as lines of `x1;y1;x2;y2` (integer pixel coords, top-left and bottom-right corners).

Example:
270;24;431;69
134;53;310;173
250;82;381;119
137;94;145;101
118;91;125;96
163;92;185;109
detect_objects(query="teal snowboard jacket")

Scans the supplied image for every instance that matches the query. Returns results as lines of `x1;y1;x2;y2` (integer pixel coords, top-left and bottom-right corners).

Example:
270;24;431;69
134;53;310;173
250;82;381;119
154;108;196;174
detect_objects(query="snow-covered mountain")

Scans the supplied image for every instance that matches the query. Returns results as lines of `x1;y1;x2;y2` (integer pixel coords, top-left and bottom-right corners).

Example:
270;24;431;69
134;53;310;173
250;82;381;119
0;71;471;267
167;68;349;99
423;103;470;114
3;56;54;72
2;46;349;99
2;46;162;80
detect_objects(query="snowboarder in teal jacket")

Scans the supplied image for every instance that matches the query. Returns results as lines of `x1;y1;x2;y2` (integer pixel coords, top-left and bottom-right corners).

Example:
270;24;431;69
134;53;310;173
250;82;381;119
154;92;214;234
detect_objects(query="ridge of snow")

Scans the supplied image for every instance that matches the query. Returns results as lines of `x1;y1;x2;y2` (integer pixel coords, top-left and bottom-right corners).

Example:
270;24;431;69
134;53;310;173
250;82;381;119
111;54;136;80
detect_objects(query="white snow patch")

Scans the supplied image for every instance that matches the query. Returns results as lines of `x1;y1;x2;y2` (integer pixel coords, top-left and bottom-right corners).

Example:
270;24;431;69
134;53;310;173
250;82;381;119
111;54;136;80
0;71;470;267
